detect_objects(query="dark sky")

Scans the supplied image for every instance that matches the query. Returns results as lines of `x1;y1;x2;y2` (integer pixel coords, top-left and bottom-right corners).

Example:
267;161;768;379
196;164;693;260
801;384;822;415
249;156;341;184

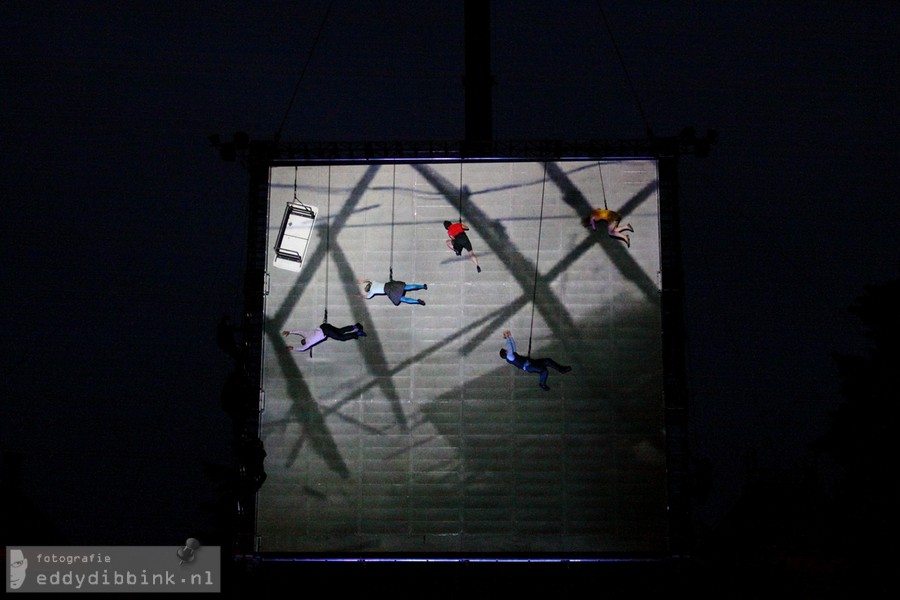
2;0;898;563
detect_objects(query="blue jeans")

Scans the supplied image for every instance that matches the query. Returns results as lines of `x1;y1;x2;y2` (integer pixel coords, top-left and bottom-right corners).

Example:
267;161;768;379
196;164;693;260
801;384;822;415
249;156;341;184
399;283;425;304
523;357;569;387
522;360;550;387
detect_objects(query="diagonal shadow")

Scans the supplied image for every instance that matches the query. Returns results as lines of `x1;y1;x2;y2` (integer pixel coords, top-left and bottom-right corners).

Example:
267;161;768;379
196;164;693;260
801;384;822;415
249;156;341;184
318;301;522;421
308;166;659;428
269;165;379;328
330;233;410;431
547;161;661;302
257;160;668;552
266;165;395;472
265;161;661;479
413;162;584;355
268;337;350;479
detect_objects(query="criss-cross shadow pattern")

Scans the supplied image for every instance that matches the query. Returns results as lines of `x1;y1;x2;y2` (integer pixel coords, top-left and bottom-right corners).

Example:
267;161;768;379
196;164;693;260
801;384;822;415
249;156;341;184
256;160;667;556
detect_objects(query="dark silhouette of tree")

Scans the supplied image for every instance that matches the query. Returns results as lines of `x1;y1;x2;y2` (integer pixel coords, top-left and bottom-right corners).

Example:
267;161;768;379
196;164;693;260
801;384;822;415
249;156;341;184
813;277;900;587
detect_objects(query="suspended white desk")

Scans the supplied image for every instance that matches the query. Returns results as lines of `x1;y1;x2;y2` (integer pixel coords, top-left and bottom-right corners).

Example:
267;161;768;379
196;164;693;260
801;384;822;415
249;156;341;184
272;201;318;273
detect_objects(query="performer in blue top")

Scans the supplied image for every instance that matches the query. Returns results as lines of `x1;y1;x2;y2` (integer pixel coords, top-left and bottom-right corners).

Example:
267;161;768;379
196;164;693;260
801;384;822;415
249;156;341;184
499;330;571;391
358;279;428;306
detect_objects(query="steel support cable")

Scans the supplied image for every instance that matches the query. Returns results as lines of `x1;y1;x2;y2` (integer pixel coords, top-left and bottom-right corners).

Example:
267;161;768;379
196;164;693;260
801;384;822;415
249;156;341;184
527;162;548;358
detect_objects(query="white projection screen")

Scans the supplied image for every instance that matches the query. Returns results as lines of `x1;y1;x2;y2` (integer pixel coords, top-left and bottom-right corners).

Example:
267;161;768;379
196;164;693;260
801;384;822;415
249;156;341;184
254;159;667;558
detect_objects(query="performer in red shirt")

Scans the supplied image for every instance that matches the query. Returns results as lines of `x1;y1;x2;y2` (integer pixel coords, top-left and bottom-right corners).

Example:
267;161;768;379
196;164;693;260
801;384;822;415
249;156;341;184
443;220;481;273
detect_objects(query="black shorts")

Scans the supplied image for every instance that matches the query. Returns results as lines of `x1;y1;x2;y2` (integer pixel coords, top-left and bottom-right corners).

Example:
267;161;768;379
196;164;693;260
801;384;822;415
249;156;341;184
451;232;473;254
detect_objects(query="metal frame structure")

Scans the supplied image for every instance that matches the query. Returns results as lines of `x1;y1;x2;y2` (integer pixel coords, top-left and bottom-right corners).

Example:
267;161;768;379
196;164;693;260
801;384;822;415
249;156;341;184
221;135;692;569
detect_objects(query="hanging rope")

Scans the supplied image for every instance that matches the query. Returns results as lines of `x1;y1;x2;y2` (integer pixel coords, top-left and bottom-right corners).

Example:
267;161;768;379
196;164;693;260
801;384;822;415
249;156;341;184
291;166;313;211
596;1;653;137
323;165;331;324
527;162;548;358
458;161;464;222
598;161;609;210
389;163;396;282
275;1;334;142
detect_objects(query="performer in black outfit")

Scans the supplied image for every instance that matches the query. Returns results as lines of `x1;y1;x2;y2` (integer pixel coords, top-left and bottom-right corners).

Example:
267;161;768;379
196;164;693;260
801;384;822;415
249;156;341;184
283;322;366;353
499;330;571;391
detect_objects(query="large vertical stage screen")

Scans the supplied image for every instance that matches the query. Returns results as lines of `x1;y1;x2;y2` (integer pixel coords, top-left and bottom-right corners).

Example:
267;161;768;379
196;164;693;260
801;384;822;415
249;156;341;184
256;159;666;557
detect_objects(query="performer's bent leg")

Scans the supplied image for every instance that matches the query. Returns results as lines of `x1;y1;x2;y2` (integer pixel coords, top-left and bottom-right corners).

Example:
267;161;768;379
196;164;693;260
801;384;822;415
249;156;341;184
322;323;358;341
538;369;550;390
536;357;571;373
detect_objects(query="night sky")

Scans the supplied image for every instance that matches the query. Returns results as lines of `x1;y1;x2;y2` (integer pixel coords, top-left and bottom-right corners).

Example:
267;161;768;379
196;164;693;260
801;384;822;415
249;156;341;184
2;0;898;590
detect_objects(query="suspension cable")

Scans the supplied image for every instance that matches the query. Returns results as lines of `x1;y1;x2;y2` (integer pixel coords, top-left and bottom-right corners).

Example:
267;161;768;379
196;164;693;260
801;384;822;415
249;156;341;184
598;161;609;210
458;161;464;222
527;162;547;358
323;165;331;324
595;1;653;137
389;163;396;282
275;1;334;142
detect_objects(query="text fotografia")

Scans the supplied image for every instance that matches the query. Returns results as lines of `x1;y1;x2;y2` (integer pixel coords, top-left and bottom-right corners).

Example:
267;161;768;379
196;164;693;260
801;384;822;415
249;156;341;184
35;553;111;565
36;570;214;590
